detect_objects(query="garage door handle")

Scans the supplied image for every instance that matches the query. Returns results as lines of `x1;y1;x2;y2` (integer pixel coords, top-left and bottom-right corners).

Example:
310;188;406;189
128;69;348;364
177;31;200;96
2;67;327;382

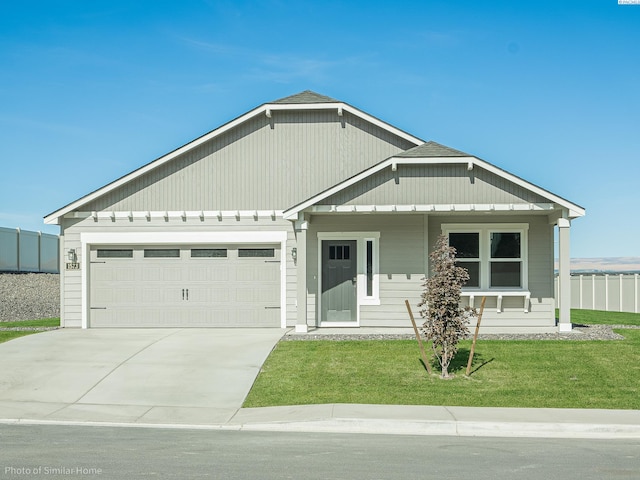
186;289;189;300
264;306;280;309
182;289;185;300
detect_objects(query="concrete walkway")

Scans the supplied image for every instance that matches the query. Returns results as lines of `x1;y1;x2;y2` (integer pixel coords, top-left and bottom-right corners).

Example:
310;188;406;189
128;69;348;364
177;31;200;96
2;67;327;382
1;328;639;439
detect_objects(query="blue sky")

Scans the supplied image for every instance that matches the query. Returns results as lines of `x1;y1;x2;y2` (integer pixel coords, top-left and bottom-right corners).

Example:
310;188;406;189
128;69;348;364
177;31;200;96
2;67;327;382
1;0;638;258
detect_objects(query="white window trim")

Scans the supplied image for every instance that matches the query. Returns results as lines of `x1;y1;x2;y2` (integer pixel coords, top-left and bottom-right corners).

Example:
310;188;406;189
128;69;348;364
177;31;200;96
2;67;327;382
442;223;529;291
317;232;381;327
80;231;288;329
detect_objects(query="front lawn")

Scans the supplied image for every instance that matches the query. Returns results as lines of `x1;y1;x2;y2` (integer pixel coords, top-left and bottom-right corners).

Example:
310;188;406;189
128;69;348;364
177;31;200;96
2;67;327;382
245;310;640;410
0;318;60;344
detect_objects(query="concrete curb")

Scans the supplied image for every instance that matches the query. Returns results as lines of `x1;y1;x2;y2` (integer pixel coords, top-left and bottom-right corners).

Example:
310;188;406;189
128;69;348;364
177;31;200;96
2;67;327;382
3;404;640;439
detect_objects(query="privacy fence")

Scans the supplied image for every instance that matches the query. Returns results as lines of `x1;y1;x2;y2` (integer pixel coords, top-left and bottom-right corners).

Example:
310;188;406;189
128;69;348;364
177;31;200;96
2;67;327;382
0;227;59;273
555;274;640;314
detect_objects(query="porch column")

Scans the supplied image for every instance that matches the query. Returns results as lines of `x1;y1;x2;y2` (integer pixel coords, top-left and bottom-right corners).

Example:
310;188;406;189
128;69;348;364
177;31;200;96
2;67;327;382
558;218;572;332
295;219;309;333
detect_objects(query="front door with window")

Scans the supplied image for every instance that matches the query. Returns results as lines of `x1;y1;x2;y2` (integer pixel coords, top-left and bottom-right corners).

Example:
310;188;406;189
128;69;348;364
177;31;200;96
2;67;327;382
321;240;357;323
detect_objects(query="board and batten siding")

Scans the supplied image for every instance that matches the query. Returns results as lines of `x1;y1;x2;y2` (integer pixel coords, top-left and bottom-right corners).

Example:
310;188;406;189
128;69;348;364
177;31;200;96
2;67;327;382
59;216;297;328
82;110;416;213
428;215;556;329
321;164;549;206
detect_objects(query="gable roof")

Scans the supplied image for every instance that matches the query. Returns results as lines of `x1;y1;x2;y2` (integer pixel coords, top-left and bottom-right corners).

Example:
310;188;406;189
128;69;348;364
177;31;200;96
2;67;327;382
44;91;424;224
283;141;586;220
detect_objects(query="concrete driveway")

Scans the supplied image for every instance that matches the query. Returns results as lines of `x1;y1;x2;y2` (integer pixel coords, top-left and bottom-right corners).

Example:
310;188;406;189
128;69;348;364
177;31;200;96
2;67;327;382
0;328;285;425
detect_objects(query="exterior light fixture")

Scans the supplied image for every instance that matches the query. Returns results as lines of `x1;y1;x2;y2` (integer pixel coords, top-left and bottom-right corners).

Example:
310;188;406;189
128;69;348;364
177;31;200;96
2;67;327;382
67;249;77;262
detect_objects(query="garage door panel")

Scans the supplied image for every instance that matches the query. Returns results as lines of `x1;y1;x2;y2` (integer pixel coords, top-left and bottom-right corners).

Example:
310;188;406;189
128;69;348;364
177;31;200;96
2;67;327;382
141;287;184;304
90;244;281;327
188;265;229;282
235;286;280;304
236;266;278;282
142;266;183;282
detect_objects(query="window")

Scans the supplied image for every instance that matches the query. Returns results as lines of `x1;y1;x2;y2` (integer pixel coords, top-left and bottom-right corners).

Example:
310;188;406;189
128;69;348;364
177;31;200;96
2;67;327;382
97;249;133;258
238;248;275;258
144;249;180;258
329;244;350;260
490;232;521;287
191;248;227;258
444;224;527;290
449;233;480;287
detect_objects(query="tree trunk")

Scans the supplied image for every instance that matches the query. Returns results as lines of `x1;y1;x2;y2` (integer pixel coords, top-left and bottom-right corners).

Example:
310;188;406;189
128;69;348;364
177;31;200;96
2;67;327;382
441;345;449;378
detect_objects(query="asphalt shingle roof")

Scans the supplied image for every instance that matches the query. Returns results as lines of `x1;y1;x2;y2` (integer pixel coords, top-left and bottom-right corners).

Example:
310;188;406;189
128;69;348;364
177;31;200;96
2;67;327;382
397;140;471;158
271;90;339;104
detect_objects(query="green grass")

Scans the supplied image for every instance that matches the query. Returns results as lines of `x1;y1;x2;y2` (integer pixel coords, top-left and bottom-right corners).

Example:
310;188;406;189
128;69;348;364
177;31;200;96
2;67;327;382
245;310;640;410
0;318;60;344
567;309;640;326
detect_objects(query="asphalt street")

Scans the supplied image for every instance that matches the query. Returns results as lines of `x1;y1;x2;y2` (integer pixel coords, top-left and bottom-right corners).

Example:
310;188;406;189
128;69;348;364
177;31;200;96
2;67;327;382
1;424;639;480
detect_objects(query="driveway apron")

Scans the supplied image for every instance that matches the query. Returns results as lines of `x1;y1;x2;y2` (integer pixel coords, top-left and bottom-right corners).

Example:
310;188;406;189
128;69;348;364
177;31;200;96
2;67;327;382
0;328;285;425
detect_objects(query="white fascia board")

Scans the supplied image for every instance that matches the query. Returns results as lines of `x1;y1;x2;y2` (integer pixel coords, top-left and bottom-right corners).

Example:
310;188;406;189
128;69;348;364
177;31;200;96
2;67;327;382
46;102;424;225
284;156;585;220
467;157;585;218
283;157;470;219
44;104;265;225
283;160;392;219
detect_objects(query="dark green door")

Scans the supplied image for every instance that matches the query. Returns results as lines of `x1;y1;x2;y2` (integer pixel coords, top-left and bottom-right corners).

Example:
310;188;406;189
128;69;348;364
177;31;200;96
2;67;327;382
321;240;357;323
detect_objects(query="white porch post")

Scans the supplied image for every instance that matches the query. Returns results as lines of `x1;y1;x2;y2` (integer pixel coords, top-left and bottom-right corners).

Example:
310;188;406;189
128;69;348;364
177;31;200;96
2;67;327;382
295;217;309;333
558;218;572;332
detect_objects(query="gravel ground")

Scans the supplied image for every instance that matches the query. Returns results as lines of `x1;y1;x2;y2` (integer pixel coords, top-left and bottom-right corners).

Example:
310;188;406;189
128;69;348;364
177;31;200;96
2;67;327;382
282;324;639;342
0;273;60;322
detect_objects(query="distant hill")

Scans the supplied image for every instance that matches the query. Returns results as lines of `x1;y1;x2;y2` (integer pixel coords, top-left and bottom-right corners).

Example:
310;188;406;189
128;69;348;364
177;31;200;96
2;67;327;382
554;257;640;274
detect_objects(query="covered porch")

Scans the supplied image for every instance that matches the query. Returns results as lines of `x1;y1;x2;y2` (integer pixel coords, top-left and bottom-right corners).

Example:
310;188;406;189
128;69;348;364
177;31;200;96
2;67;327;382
283;146;584;333
287;208;574;334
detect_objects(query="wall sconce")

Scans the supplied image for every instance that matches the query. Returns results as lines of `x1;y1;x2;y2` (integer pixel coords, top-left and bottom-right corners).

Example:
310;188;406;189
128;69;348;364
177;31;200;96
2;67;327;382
291;248;297;262
67;249;77;262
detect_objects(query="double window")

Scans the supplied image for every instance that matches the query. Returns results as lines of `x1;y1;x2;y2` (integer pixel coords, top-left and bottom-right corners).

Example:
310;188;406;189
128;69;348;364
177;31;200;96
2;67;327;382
444;224;527;290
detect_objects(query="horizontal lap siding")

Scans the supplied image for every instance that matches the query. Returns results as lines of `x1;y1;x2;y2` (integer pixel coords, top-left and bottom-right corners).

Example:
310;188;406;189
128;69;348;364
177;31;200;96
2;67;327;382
428;215;555;329
60;216;297;328
61;229;82;327
82;111;415;213
308;215;426;327
363;216;424;326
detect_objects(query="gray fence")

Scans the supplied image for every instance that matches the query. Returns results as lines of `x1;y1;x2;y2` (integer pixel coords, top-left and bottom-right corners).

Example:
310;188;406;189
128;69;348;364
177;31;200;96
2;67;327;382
0;227;59;273
555;274;640;314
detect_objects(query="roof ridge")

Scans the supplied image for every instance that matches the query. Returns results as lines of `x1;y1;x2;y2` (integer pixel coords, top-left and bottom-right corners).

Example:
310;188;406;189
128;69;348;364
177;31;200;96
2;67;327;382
271;90;339;104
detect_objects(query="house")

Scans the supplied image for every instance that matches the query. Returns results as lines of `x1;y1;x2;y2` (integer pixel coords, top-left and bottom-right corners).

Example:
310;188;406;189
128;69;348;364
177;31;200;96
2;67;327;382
45;91;584;333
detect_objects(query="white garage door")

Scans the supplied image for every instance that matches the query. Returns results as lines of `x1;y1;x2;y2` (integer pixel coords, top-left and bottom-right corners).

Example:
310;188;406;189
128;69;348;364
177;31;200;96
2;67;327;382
89;244;281;327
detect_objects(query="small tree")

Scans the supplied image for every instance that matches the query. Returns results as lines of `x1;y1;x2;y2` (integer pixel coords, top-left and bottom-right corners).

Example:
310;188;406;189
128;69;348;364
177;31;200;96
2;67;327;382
419;234;475;378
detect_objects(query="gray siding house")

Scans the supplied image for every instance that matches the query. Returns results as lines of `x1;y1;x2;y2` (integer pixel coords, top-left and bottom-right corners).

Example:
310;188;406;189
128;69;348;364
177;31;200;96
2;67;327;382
45;91;584;333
